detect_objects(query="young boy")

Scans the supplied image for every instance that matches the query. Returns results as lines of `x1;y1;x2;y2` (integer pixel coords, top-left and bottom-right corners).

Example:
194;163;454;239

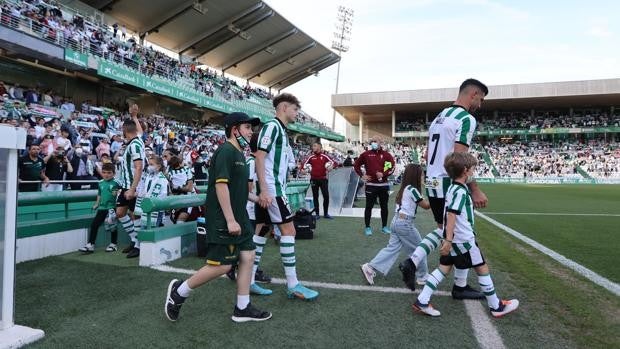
413;152;519;318
79;163;120;253
164;112;271;323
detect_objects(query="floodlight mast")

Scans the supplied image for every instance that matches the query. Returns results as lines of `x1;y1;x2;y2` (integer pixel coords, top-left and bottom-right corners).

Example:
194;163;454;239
331;5;353;131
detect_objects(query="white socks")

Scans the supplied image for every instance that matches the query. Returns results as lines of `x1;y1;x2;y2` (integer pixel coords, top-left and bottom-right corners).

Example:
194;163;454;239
237;294;250;310
251;235;268;284
177;281;193;298
417;268;446;305
454;268;468;287
280;236;299;288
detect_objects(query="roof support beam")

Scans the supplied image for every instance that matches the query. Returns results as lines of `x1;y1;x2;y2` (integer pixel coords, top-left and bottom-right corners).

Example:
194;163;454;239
274;59;338;89
192;9;274;58
176;2;265;54
245;41;317;80
267;54;337;87
221;28;298;72
139;0;196;35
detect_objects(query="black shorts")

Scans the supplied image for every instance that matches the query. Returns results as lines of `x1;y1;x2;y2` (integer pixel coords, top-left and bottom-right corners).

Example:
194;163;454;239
439;243;486;269
116;188;137;211
255;196;294;225
428;197;445;225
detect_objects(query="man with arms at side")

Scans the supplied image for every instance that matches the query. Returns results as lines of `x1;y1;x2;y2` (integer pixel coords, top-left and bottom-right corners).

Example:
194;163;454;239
164;112;271;323
18;143;48;192
302;142;336;220
252;93;319;300
354;136;396;236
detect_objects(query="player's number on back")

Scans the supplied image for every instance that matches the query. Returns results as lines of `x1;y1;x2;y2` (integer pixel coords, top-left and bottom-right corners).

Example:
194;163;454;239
429;133;440;165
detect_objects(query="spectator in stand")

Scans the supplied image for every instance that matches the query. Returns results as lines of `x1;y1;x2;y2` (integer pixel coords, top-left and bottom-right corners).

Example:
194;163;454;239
96;137;110;159
354;136;395;236
110;134;123;156
18;143;48;192
58;96;72;113
68;144;96;190
193;152;208;183
42;145;73;191
301;142;335;219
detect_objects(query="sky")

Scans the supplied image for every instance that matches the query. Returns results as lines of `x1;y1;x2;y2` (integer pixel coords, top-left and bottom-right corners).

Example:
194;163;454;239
265;0;620;134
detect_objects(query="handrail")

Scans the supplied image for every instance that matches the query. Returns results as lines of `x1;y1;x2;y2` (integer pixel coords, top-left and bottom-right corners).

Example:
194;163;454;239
18;189;97;206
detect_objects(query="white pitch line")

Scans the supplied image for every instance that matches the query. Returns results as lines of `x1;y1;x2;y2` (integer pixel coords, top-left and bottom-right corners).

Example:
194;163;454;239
476;211;620;296
464;300;506;349
154;264;503;347
151;264;451;296
482;212;620;217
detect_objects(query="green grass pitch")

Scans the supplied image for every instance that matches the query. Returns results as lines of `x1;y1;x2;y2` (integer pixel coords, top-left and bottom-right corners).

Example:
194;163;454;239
14;184;620;348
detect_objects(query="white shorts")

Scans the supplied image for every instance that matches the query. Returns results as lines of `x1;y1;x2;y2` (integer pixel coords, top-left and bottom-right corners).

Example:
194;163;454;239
255;196;294;224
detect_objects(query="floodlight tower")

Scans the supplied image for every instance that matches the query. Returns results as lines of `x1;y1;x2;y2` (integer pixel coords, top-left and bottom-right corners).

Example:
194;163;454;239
331;5;353;131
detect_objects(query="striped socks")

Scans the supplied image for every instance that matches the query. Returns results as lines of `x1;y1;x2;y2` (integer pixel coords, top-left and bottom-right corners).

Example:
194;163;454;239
478;273;500;309
417;268;446;304
280;236;298;288
411;228;442;266
251;235;268;284
119;215;138;247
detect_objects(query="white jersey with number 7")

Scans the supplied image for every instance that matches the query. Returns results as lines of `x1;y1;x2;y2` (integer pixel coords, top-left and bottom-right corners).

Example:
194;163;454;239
425;105;477;198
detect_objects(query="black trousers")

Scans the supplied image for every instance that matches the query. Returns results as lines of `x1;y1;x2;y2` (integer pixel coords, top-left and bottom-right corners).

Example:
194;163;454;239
89;210;118;244
364;185;389;227
311;178;329;216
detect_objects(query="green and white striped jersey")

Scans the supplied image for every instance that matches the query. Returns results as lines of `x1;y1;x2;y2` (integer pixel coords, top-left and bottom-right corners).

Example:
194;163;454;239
395;185;423;217
116;137;146;189
444;181;475;253
257;118;290;197
425;106;477;198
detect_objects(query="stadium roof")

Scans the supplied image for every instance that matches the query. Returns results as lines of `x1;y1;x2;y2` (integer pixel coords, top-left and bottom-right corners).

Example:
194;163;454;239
78;0;340;89
332;78;620;124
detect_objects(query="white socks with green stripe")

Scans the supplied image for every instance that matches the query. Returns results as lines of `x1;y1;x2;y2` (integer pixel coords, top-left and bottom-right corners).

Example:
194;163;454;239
251;235;268;284
133;218;141;248
418;268;445;304
280;236;299;288
119;215;137;246
478;274;500;309
410;228;442;266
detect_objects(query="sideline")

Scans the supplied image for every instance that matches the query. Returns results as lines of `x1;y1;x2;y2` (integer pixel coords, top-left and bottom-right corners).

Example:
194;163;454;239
476;211;620;296
151;264;452;296
152;264;504;349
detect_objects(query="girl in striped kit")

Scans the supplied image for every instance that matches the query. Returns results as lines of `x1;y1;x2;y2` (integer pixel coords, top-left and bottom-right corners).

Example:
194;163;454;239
136;156;169;228
361;164;431;285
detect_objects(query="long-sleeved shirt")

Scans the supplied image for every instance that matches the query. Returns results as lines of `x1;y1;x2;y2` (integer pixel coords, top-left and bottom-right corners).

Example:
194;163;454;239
353;148;395;186
302;152;335;180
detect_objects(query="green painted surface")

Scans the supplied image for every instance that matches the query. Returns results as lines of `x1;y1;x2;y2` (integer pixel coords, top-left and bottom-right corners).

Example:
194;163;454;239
138;222;197;242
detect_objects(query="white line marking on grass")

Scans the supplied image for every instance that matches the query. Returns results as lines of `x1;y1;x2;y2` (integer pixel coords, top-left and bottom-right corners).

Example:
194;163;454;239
476;211;620;296
483;212;620;217
151;265;451;296
464;300;506;349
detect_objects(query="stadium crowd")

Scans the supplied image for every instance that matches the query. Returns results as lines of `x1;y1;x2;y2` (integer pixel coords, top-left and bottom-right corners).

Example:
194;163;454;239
395;112;620;133
0;0;334;133
478;112;620;131
484;140;620;179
